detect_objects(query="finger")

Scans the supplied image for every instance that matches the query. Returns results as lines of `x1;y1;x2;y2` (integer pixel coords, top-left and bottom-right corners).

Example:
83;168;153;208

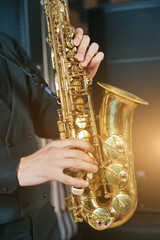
74;28;83;46
61;149;96;164
46;139;94;153
77;35;90;62
81;42;99;68
46;148;96;167
86;51;104;79
62;158;98;173
57;173;89;188
87;51;104;69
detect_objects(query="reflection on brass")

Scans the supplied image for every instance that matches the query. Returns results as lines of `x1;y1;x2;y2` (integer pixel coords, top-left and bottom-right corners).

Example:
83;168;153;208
106;163;124;186
103;135;126;159
72;186;84;196
75;116;87;129
119;171;128;182
112;193;132;214
88;208;114;230
43;0;149;230
77;129;90;141
74;97;85;112
87;172;93;180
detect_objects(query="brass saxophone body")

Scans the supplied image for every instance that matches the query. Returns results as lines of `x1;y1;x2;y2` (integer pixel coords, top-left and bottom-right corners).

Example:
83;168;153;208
43;0;148;230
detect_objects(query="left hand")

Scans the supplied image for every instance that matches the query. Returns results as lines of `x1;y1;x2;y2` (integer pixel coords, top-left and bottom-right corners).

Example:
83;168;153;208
74;28;104;80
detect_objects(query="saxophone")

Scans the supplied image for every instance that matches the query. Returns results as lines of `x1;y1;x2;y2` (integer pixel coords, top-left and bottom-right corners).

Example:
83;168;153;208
43;0;148;230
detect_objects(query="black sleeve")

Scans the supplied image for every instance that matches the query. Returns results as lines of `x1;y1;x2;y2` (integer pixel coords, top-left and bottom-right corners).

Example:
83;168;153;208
27;76;60;139
14;35;60;139
0;33;60;194
0;32;60;139
0;157;20;194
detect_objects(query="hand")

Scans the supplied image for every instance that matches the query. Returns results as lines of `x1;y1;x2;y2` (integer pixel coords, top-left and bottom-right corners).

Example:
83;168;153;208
17;139;98;188
74;28;104;80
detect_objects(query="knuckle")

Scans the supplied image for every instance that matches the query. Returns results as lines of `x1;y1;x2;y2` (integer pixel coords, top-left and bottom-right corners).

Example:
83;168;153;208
46;155;53;166
75;160;83;169
86;53;92;60
88;155;95;164
65;138;76;147
66;138;73;145
93;53;104;64
47;147;55;156
69;138;79;144
77;150;86;159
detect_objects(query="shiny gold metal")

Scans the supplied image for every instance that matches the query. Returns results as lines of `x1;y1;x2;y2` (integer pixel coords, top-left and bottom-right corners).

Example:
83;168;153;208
72;186;84;195
75;116;87;129
43;0;149;230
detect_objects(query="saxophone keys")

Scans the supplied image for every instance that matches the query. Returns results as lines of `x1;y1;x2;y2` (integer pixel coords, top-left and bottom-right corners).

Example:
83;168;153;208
66;49;76;58
73;46;77;52
112;193;132;214
88;152;94;159
71;186;84;195
71;80;82;91
51;49;56;68
103;135;126;159
74;97;85;112
118;171;128;182
77;129;90;142
71;128;77;138
106;163;128;186
59;2;65;12
88;208;113;230
55;26;60;33
65;39;74;48
87;172;93;180
57;120;65;132
75;116;87;129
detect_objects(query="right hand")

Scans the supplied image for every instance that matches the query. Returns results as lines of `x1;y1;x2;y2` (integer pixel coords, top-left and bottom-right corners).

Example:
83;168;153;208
74;27;104;80
17;139;98;188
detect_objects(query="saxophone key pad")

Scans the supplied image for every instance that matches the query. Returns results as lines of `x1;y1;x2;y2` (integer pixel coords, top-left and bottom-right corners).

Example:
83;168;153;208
75;116;87;129
87;172;93;180
71;186;84;195
106;163;124;185
103;135;126;159
77;129;90;142
112;193;132;214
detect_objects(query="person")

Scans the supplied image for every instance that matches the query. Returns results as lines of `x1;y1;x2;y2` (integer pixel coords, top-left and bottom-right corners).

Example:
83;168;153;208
0;27;104;240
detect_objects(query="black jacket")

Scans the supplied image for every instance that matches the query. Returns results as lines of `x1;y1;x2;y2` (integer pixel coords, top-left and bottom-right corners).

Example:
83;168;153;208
0;32;59;224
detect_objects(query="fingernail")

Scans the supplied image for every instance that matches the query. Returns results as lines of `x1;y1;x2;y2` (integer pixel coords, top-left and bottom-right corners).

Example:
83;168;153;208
78;53;84;61
83;181;89;187
94;165;98;172
74;38;80;46
81;59;88;66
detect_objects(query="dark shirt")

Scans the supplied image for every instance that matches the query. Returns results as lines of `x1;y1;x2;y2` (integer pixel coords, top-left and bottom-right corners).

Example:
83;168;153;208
0;58;12;139
0;32;59;224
